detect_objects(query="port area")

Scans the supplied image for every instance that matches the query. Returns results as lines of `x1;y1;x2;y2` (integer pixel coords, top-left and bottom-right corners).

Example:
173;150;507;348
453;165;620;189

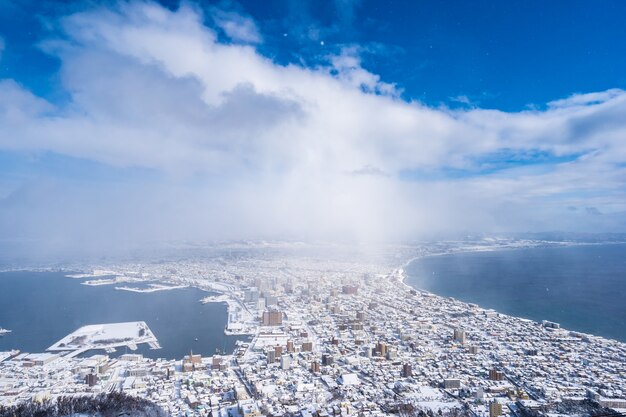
114;283;188;293
46;321;160;357
200;294;257;336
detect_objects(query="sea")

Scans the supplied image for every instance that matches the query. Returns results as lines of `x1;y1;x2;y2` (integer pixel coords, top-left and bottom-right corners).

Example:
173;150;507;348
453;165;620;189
0;271;246;359
405;243;626;342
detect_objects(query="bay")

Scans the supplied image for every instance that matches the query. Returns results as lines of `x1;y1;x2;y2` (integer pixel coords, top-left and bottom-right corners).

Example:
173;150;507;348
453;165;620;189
405;243;626;342
0;271;245;359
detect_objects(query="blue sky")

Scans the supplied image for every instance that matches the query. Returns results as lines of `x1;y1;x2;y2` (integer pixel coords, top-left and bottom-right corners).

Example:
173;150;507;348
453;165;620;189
0;0;626;249
3;0;626;110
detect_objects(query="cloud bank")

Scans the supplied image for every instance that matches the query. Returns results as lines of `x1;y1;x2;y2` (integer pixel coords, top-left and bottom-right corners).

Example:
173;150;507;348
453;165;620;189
1;1;626;255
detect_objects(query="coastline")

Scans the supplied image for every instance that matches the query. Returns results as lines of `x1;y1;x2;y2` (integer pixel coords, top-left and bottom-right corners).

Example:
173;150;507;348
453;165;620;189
200;293;256;336
395;242;626;344
2;240;624;359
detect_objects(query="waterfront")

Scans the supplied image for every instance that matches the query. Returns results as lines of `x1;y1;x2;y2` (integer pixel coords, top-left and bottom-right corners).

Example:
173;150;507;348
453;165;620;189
0;271;244;359
405;243;626;342
1;246;625;415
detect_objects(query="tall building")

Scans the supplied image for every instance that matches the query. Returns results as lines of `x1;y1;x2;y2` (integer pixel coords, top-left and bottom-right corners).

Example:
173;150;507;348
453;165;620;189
489;400;502;417
274;345;283;358
281;355;291;370
311;361;320;373
244;289;259;303
262;310;283;326
402;363;412;377
453;328;467;344
85;373;98;387
489;369;504;381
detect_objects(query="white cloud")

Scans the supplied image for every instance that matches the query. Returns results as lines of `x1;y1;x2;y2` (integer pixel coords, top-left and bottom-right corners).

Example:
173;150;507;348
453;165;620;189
548;89;624;109
208;3;262;44
0;1;626;250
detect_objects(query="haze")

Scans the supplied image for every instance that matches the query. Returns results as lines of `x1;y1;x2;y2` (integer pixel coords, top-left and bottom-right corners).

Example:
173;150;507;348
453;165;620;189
1;1;626;260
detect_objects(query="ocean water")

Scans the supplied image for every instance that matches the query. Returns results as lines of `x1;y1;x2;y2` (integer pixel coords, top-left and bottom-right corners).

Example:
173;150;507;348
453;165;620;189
405;243;626;342
0;271;245;358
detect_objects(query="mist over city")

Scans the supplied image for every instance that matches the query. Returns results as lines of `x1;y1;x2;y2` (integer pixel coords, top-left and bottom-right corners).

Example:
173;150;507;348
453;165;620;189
1;1;626;260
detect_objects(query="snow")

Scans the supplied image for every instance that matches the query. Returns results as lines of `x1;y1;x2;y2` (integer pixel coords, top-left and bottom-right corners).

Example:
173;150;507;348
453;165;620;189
47;322;158;354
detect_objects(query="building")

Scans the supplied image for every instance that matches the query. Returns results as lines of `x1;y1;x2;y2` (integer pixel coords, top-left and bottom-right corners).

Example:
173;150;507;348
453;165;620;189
311;361;320;373
342;285;358;295
598;398;626;409
281;355;291;370
240;401;262;417
184;352;202;365
339;373;360;386
351;322;364;331
187;394;199;408
85;373;98;387
489;369;505;381
182;351;202;372
264;295;279;307
444;379;461;389
301;341;313;352
453;328;467;344
274;345;283;358
244;289;259;303
489;400;502;417
364;346;373;358
262;310;283;326
402;363;412;377
542;320;560;329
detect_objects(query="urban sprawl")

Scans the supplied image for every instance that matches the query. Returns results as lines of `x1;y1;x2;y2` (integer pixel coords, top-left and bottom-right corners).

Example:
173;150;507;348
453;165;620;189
0;241;625;417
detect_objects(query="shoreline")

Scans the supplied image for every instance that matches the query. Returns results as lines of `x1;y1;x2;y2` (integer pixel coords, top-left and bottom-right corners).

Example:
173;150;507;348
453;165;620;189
200;294;257;336
1;240;625;359
396;242;626;344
